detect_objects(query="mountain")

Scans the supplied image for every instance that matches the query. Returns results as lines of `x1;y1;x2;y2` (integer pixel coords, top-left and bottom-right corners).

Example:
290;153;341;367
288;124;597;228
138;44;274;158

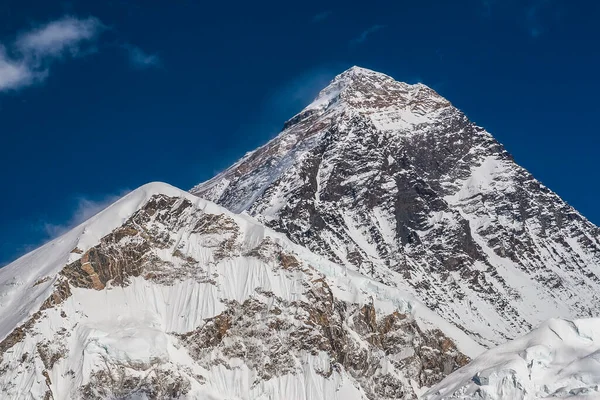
192;66;600;348
425;318;600;399
2;66;600;399
0;182;478;399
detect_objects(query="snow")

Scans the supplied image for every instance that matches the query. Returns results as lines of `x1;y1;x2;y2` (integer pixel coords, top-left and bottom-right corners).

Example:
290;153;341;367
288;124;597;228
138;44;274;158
425;318;600;399
191;65;600;361
0;182;244;341
0;183;171;339
449;156;515;202
304;81;343;112
0;180;482;399
5;64;600;398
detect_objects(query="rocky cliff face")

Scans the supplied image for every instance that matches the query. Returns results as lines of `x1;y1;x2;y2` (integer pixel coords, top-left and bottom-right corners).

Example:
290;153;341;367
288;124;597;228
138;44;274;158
0;183;476;399
192;66;600;348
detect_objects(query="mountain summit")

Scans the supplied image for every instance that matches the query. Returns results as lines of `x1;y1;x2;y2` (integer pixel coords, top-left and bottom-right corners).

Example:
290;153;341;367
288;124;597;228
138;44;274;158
192;66;600;348
282;66;449;133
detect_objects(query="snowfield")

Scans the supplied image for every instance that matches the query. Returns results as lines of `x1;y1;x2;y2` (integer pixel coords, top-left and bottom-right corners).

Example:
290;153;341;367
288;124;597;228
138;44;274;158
425;318;600;399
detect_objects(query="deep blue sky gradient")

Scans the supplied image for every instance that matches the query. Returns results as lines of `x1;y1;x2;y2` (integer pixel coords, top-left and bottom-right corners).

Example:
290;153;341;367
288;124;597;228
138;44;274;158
1;0;599;265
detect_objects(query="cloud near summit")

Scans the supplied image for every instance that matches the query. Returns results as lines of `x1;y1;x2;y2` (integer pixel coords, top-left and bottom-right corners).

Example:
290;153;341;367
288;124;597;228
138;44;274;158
43;190;130;239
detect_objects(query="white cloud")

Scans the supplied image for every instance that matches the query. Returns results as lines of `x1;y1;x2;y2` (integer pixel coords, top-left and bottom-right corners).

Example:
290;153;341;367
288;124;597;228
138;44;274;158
43;190;130;238
0;16;104;92
0;47;35;91
124;44;161;69
0;16;160;92
0;189;129;266
15;16;103;59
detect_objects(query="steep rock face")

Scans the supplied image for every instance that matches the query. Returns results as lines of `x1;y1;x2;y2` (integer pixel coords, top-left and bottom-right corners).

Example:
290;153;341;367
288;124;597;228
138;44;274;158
0;183;477;399
191;66;600;347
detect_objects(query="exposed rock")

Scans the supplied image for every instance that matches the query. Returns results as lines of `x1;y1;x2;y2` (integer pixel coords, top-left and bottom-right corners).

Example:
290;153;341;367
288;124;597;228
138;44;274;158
59;195;239;289
80;367;192;399
40;279;72;310
179;269;468;399
192;66;600;347
0;312;42;362
32;276;51;287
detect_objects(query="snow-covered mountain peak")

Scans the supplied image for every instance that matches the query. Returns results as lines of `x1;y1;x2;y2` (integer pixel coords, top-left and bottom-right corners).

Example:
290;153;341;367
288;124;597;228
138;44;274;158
303;65;448;119
329;65;396;90
338;65;388;77
0;182;215;340
192;66;600;353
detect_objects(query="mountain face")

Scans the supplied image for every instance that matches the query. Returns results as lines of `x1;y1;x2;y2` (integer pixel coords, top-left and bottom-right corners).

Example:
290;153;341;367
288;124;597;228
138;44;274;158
0;183;477;399
192;66;600;348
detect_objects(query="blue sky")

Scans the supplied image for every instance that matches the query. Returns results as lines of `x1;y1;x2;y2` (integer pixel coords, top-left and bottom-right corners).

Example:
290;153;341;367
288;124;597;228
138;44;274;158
0;0;598;265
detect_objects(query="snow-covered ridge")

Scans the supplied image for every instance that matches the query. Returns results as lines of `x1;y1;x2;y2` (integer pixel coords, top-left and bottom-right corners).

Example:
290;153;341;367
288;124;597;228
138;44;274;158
0;180;480;399
0;182;234;341
425;318;600;399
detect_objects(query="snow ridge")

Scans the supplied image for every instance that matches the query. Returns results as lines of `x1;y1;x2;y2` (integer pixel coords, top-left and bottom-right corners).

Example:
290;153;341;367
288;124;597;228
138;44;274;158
0;181;477;399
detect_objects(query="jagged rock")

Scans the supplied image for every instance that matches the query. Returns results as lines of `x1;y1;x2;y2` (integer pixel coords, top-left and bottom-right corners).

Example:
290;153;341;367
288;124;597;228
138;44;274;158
192;66;600;348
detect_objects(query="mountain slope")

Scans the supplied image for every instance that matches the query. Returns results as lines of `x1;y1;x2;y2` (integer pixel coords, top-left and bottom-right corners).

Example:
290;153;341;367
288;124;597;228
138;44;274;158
425;318;600;399
0;182;478;399
191;66;600;348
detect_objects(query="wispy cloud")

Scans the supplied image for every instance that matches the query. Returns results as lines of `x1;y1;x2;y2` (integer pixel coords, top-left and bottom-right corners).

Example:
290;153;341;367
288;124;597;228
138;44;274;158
15;16;104;59
43;190;130;238
0;15;159;93
241;65;341;144
311;11;332;23
481;0;496;16
0;16;104;92
0;47;36;91
0;189;130;267
525;0;555;38
268;67;339;112
123;44;161;69
350;24;386;45
480;0;561;38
